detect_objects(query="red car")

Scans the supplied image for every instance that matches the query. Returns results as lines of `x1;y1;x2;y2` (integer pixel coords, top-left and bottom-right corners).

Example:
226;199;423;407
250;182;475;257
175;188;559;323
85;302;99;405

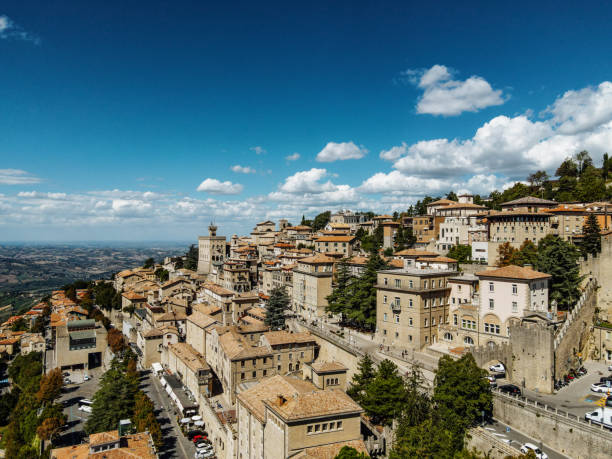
192;435;208;443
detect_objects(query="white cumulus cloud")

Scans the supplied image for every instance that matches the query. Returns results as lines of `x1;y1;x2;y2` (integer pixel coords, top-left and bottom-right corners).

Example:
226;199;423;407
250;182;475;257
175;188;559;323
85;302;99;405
285;153;300;161
197;178;243;195
405;64;506;116
316;141;368;162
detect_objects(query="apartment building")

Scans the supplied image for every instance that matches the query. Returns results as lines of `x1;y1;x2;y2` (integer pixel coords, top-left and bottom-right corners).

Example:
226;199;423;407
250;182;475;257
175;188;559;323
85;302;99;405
292;254;334;321
441;265;551;348
303;361;348;391
314;235;356;257
381;221;400;249
375;263;457;350
402;215;445;247
487;210;552;244
164;342;212;397
51;430;157;459
547;205;587;241
437;215;486;252
329;210;367;232
237;375;365;459
259;331;317;374
186;310;220;356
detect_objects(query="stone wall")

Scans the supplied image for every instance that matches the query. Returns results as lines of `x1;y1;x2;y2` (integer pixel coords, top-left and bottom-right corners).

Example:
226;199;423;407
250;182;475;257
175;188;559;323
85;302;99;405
466;427;521;459
580;232;612;318
493;391;612;459
510;321;555;393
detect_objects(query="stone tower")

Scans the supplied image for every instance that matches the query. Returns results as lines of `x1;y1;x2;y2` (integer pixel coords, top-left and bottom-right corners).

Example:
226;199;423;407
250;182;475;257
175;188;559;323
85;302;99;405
197;224;227;275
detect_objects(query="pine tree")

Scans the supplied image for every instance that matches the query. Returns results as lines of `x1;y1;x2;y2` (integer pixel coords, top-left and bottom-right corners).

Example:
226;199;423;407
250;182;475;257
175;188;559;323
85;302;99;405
360;359;407;426
265;287;289;330
582;213;601;256
346;250;387;330
346;354;376;403
326;260;352;318
537;236;583;311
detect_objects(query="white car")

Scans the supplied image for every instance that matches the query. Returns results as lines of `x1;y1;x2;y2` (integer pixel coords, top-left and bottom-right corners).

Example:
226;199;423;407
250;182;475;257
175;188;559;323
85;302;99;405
83;375;91;381
489;363;505;373
195;449;215;458
520;443;548;459
78;405;92;413
591;383;611;393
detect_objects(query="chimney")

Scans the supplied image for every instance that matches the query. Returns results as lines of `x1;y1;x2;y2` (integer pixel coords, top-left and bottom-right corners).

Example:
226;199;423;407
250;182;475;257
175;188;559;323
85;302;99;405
277;395;287;406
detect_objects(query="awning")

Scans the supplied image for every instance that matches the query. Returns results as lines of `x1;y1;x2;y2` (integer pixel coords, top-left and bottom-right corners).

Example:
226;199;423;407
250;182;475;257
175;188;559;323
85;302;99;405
194;420;205;426
192;415;202;421
180;418;191;424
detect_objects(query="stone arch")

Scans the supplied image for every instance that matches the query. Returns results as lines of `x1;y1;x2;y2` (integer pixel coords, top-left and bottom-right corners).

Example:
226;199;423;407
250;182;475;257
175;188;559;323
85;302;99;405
464;336;474;345
443;332;453;341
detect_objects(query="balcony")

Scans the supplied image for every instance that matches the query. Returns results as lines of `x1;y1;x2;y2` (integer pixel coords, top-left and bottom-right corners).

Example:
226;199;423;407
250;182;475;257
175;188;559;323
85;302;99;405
391;301;401;312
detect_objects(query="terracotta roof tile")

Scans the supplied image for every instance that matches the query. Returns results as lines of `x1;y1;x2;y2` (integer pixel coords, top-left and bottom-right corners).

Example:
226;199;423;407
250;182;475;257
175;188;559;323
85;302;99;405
475;265;551;280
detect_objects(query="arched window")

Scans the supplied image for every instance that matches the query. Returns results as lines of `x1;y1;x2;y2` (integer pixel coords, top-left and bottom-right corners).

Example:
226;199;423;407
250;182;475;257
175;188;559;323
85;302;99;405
443;332;453;341
288;363;293;372
487;341;496;349
464;336;474;345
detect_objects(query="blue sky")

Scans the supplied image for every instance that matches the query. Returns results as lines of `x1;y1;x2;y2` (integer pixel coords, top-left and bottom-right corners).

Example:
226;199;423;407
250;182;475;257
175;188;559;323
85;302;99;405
1;1;612;241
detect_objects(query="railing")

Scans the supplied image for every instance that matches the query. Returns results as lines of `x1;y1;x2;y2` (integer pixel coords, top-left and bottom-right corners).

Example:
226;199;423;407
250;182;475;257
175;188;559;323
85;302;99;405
554;278;596;348
492;386;612;436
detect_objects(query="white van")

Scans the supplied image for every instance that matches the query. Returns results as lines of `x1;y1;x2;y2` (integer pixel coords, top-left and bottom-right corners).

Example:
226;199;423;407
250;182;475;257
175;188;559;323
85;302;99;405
585;407;612;429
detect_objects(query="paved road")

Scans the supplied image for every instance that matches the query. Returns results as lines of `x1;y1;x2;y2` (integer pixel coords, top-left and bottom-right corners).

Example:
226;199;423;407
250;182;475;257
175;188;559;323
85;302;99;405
142;370;196;459
484;419;569;459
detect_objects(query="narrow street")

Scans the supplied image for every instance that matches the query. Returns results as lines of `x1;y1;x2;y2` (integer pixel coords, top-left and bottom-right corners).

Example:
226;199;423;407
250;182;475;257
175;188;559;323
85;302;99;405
141;370;195;459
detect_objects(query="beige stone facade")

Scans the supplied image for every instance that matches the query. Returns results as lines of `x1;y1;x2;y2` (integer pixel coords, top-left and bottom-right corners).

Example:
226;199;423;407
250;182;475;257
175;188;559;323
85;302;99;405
292;255;333;321
54;319;107;371
487;211;552;244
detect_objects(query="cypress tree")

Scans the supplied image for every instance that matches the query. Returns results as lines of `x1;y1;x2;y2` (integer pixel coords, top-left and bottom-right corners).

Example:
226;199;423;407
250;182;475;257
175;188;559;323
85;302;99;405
265;286;289;330
582;213;601;256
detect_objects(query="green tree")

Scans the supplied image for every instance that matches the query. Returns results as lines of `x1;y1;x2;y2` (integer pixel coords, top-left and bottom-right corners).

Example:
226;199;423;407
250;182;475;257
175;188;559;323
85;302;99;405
497;242;517;267
527;170;549;189
556;175;577;202
536;235;582;311
326;260;352;318
575;150;593;175
184;244;199;270
582;213;601;256
390;415;457;459
602;153;610;180
433;354;492;451
576;165;606;201
447;244;471;263
335;446;369;459
446;191;458;201
133;391;163;448
346;354;376;403
154;267;169;282
11;317;29;332
143;257;155;269
265;287;289;330
556;157;578;177
509;240;538;267
360;359;407;426
312;211;331;231
345;250;387;329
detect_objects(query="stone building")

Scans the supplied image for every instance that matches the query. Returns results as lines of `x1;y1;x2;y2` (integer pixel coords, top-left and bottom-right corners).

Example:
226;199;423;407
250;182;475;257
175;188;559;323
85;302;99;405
53;319;107;371
198;224;227;275
292;254;334;321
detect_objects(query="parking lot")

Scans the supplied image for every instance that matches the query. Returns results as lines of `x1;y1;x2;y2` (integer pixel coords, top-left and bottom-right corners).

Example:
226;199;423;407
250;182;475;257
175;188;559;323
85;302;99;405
54;367;104;448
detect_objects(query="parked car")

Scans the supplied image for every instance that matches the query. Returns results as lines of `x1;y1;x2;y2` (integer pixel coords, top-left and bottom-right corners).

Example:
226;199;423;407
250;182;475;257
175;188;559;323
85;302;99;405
187;430;205;440
196;441;212;449
62;372;70;377
520;442;548;459
485;376;497;388
591;383;611;393
498;384;521;395
489;363;505;373
192;435;207;443
78;405;92;413
585;407;612;429
195;450;215;459
83;375;91;381
63;377;72;385
599;376;612;384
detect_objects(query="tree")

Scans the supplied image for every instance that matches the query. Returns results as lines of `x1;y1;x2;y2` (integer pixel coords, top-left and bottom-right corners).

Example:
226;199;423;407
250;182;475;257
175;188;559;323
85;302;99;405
556;158;578;178
446;191;458;201
31;315;45;334
447;245;471;263
335;446;369;459
527;170;549;189
582;213;601;256
143;257;155;269
107;328;127;354
508;240;538;267
36;368;63;404
184;244;199;270
346;354;376;403
576;165;606;201
326;260;352;318
11;317;29;332
133;391;163;448
433;354;492;451
415;196;435;215
312;211;331;231
603;153;610;180
390;415;457;459
537;236;582;311
497;242;517;267
265;287;289;330
575;150;593;175
154;267;169;282
360;359;407;426
36;416;65;441
345;250;387;330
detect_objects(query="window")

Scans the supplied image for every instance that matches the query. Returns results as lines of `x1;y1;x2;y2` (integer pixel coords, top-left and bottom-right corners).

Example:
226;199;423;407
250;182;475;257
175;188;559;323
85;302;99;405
425;336;429;343
424;280;428;288
241;360;245;367
439;279;442;287
252;359;256;366
289;353;293;360
263;369;267;376
277;365;281;371
458;285;462;292
464;336;474;345
329;422;335;429
336;421;342;429
322;423;328;431
383;329;387;335
432;317;436;326
383;277;388;285
409;317;413;326
409;298;413;307
252;371;256;378
383;313;388;322
452;297;456;304
241;372;245;380
395;279;401;288
394;297;400;308
409;334;413;342
512;284;517;294
453;314;457;325
314;424;320;432
489;282;494;292
277;355;281;361
409;280;414;288
489;299;494;310
512;301;518;313
395;332;399;338
383;295;387;304
300;351;304;358
424;318;428;327
394;314;400;323
307;426;313;434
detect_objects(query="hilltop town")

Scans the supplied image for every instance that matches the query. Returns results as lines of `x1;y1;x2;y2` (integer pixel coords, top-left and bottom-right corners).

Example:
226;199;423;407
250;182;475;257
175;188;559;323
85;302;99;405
2;160;612;459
